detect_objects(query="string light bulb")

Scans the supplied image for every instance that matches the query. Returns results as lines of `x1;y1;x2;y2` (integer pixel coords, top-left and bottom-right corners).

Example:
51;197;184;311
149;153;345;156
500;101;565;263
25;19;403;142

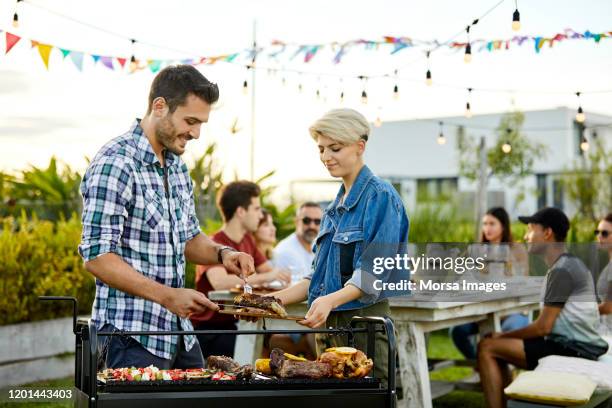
12;0;21;28
575;92;585;123
340;91;344;103
464;26;472;63
374;116;382;128
502;128;512;153
512;9;521;31
316;89;321;99
580;134;589;152
129;39;138;72
393;84;399;100
361;90;368;104
298;83;303;93
464;43;472;63
437;122;446;145
359;75;368;104
425;51;433;85
242;79;248;95
465;88;473;118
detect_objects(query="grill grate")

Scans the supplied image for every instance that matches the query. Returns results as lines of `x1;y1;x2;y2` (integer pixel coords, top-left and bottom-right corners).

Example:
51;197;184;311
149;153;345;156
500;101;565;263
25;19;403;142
99;377;380;393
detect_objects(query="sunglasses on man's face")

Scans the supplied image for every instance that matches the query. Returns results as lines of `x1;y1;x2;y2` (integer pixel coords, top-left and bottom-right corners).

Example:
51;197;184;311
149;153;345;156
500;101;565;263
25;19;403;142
301;217;322;226
595;229;611;238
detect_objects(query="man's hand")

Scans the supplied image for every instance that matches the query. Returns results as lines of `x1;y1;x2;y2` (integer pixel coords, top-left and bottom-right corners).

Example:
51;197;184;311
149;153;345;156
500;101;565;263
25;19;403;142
162;288;219;319
222;251;255;279
299;295;335;328
484;331;503;339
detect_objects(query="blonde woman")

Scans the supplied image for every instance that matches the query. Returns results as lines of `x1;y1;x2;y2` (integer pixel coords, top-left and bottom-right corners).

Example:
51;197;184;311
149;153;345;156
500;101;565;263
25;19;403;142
272;108;409;382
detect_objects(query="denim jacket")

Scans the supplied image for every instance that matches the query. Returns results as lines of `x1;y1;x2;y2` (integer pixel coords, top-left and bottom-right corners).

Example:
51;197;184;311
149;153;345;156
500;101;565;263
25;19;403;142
306;165;409;311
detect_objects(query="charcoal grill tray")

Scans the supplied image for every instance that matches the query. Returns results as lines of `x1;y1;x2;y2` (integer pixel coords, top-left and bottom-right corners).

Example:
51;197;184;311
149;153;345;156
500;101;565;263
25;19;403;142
99;377;380;393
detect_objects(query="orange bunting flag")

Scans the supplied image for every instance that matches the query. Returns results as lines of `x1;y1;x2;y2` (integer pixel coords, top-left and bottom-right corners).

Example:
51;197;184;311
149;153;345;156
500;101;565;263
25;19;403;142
37;43;53;69
5;32;20;54
30;40;39;48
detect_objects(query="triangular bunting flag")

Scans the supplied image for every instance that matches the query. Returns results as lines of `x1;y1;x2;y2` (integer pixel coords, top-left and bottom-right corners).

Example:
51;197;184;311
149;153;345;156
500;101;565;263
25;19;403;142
37;44;53;70
70;51;84;71
59;48;71;58
116;57;126;68
5;32;21;54
148;59;162;73
30;40;39;48
91;55;101;63
100;56;114;70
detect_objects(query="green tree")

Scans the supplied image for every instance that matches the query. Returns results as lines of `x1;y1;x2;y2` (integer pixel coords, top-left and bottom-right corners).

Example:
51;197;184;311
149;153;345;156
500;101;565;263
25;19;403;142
560;132;612;221
456;111;547;238
189;143;224;227
6;157;82;221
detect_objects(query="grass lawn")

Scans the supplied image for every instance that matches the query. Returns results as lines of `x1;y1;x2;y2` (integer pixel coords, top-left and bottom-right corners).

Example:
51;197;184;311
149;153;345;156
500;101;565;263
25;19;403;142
1;330;484;407
428;329;484;408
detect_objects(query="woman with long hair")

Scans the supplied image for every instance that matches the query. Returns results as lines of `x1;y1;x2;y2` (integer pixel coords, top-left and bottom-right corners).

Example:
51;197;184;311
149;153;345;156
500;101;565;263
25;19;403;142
451;207;529;359
254;208;277;260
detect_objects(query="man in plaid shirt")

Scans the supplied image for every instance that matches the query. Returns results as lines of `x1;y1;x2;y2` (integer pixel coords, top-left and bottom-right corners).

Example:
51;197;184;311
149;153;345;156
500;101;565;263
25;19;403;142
79;65;254;369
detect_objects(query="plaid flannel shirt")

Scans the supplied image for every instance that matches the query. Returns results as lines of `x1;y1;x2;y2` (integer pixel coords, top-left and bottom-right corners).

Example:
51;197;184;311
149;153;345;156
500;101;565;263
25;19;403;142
78;119;202;360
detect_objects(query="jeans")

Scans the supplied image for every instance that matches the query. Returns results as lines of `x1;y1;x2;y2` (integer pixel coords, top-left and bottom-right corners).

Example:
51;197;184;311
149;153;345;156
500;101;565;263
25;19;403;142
100;323;205;369
194;321;238;359
450;313;530;359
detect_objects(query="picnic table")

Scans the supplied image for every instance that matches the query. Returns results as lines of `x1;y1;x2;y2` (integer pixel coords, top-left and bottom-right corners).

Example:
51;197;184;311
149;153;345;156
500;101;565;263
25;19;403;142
209;276;542;408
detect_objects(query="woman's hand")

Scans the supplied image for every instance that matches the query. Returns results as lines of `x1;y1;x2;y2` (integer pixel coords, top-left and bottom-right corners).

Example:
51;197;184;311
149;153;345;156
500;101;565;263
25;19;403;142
299;295;335;328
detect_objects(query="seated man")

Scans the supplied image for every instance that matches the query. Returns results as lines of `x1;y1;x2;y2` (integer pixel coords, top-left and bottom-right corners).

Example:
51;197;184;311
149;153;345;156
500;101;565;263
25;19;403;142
273;201;322;282
190;181;291;358
477;207;609;408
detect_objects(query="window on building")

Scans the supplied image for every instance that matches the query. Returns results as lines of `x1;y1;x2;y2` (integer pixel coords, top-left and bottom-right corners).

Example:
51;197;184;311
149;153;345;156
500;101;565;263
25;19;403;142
536;174;547;209
552;178;564;210
416;178;458;202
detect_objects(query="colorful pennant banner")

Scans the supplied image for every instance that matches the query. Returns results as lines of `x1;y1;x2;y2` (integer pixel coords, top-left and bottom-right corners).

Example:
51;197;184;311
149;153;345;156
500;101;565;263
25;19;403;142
1;27;610;73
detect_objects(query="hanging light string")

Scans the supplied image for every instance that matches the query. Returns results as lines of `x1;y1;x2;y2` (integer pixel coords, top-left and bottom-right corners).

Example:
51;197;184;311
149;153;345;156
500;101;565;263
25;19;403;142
465;88;473;118
464;25;473;63
512;0;521;31
12;0;23;28
425;51;432;86
437;121;447;145
393;69;400;100
575;91;586;123
502;128;512;153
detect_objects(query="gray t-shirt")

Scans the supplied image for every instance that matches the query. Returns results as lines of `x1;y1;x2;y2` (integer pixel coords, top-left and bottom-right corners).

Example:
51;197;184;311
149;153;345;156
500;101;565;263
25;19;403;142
541;254;608;349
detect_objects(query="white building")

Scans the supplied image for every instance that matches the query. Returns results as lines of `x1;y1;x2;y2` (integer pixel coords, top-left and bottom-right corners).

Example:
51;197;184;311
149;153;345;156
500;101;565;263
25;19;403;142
365;107;612;219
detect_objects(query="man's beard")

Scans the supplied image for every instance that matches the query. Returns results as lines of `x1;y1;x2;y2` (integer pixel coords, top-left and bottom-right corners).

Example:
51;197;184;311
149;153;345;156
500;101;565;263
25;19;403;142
301;229;318;243
155;115;185;155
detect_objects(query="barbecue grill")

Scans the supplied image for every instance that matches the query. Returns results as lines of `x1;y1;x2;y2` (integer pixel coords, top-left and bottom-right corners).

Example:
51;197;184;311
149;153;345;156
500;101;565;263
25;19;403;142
41;296;397;408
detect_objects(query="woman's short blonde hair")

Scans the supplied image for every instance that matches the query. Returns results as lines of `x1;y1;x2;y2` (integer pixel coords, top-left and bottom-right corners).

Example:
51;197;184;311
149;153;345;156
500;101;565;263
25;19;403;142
308;108;370;145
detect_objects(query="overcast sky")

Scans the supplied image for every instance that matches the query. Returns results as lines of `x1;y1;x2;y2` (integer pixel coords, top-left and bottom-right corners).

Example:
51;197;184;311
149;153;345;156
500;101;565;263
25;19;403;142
1;0;611;201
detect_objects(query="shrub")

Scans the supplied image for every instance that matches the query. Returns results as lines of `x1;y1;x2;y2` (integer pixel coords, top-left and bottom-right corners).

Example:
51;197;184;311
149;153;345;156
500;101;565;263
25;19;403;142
0;213;95;325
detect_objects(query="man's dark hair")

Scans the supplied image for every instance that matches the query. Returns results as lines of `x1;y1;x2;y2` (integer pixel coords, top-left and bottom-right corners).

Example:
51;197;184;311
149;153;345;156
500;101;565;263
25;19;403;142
147;65;219;114
605;213;612;224
299;201;321;211
217;181;261;222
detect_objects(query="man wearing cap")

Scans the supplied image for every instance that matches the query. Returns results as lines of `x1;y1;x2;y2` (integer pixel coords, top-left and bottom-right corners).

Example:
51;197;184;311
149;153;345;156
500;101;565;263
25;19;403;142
477;207;609;408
